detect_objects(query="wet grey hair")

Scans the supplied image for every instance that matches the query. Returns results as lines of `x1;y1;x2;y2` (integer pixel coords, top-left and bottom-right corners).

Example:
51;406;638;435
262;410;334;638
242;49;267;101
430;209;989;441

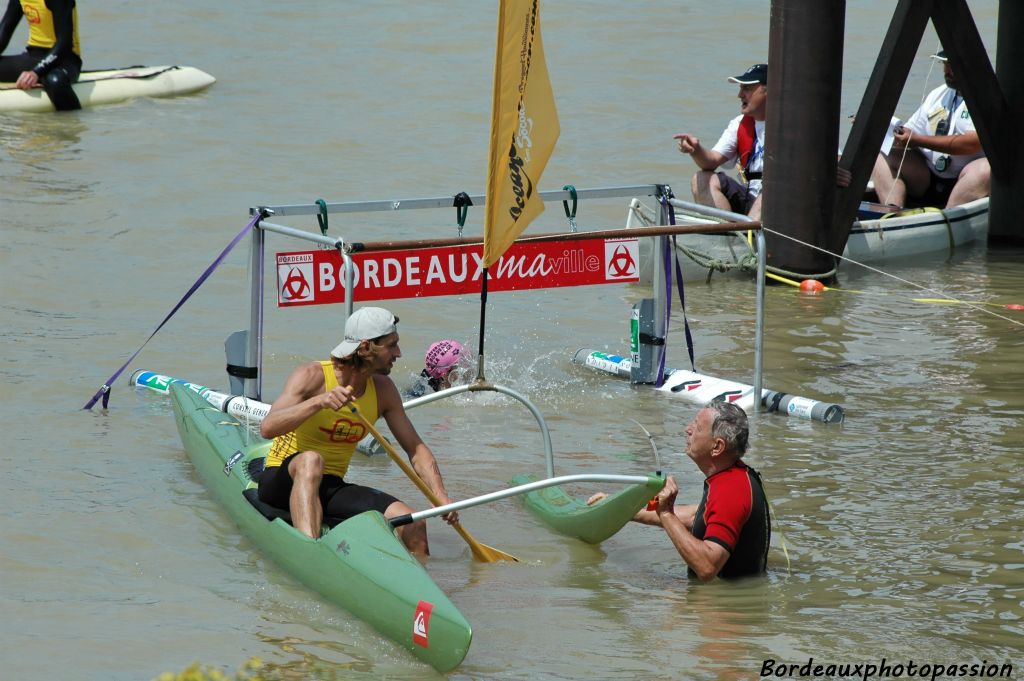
707;400;749;456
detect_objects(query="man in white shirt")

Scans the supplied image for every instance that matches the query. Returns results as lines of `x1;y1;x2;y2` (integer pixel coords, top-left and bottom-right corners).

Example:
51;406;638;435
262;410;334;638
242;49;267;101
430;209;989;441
871;50;990;209
674;63;768;220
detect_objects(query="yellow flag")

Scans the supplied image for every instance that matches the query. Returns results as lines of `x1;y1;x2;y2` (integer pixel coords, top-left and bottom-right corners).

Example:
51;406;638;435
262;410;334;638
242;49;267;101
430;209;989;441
483;0;560;268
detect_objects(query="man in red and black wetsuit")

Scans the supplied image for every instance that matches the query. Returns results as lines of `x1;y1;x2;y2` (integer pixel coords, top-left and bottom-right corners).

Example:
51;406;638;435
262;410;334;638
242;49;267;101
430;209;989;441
590;401;770;580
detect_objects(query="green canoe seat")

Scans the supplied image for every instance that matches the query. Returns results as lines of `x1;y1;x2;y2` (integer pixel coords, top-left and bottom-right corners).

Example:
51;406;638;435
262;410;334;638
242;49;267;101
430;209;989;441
242;487;349;529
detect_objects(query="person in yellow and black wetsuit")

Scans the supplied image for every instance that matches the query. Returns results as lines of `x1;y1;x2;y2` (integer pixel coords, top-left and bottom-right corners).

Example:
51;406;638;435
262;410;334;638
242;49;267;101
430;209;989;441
0;0;82;110
257;306;460;559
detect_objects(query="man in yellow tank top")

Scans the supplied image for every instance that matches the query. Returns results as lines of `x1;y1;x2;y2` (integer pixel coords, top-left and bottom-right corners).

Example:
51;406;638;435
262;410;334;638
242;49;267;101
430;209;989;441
258;306;459;558
0;0;82;110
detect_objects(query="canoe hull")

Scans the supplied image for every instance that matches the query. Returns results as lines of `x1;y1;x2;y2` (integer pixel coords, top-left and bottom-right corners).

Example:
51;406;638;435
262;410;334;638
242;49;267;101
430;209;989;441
637;196;989;283
169;384;471;672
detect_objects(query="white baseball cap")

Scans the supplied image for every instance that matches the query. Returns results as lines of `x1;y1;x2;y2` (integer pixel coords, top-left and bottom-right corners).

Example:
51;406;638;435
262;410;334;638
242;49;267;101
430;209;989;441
330;307;398;358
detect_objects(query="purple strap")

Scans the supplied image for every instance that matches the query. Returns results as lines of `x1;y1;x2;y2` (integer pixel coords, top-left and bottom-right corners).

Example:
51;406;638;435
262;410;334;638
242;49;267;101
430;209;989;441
655;195;696;389
657;231;671;387
83;212;263;410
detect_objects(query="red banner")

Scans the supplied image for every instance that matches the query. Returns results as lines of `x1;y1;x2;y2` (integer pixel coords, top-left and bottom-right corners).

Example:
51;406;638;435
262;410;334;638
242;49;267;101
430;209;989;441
276;237;639;307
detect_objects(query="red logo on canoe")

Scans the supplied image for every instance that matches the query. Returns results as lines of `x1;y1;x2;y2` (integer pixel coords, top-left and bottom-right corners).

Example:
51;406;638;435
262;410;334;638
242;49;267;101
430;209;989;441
413;600;433;648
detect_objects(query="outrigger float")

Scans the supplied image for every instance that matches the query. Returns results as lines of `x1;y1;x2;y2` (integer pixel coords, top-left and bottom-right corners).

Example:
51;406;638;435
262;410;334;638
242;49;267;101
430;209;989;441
572;350;844;424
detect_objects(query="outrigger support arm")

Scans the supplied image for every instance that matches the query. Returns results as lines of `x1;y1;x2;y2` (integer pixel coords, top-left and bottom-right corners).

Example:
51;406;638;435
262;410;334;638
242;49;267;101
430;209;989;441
399;381;557;478
389;473;659;527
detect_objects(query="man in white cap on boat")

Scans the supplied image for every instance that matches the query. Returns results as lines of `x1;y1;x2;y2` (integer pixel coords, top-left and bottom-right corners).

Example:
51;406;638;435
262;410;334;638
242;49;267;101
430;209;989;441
588;401;770;581
258;306;458;557
674;62;768;220
871;49;990;209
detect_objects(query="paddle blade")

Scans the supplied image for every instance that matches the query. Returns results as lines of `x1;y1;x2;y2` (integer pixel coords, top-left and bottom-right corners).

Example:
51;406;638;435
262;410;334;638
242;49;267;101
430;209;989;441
455;524;519;562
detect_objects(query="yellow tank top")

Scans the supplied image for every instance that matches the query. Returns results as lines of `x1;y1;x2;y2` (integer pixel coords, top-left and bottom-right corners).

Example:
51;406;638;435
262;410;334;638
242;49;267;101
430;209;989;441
21;0;81;57
265;361;379;479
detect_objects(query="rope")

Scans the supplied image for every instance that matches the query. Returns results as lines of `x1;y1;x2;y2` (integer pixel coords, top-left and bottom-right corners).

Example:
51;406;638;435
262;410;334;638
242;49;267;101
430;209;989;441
881;43;942;207
639;200;1016;325
83;212;264;410
670;235;836;282
940;209;955;254
760;225;1024;328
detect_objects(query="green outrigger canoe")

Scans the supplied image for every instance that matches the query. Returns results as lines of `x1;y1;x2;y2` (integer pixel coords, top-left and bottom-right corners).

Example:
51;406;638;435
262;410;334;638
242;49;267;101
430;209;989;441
169;384;472;673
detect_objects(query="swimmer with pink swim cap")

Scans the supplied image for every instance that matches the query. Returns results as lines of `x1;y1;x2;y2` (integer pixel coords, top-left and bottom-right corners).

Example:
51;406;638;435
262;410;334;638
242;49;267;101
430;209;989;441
422;340;466;391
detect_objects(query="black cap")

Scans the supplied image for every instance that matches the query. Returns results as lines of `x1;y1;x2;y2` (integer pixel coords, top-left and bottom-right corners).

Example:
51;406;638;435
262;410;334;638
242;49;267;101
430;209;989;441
931;50;948;62
727;63;768;85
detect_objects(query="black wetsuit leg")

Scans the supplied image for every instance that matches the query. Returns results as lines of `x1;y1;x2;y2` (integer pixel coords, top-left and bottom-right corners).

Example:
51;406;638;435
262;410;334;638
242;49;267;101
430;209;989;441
0;51;38;80
43;61;80;110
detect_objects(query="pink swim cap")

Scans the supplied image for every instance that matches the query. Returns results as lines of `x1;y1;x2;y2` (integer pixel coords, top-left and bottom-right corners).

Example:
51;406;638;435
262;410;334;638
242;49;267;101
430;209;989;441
425;340;465;379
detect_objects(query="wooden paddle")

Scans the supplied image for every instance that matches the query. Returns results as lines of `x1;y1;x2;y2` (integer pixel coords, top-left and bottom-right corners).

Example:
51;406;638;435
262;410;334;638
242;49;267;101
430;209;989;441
347;405;519;563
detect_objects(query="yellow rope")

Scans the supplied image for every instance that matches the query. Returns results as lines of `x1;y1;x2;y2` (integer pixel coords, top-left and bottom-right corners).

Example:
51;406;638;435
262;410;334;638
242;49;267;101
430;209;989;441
759;225;1024;327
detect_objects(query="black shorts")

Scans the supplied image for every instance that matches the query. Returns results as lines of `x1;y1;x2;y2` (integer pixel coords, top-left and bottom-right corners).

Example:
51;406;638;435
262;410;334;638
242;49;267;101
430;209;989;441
257;453;399;522
911;170;955;208
716;172;759;215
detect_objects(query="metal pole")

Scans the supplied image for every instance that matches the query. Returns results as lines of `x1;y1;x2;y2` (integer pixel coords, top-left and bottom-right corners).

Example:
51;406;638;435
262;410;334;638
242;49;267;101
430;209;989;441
390;473;659;526
668;198;751;223
246;225;264;400
753;230;767;413
349;221;758;254
652;191;670;385
257;184;662;217
340;246;354;320
258;220;344;249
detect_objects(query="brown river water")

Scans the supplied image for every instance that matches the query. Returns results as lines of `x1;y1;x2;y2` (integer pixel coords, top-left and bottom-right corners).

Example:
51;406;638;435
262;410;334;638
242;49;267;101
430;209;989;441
2;1;1020;679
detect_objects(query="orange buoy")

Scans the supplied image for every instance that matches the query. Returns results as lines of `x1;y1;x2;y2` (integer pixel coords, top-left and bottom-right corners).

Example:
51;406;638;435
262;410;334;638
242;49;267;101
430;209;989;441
799;279;825;294
1005;304;1024;311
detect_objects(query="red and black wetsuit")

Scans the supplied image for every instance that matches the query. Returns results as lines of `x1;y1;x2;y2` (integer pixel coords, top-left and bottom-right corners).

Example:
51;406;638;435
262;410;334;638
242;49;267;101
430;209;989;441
691;460;770;579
